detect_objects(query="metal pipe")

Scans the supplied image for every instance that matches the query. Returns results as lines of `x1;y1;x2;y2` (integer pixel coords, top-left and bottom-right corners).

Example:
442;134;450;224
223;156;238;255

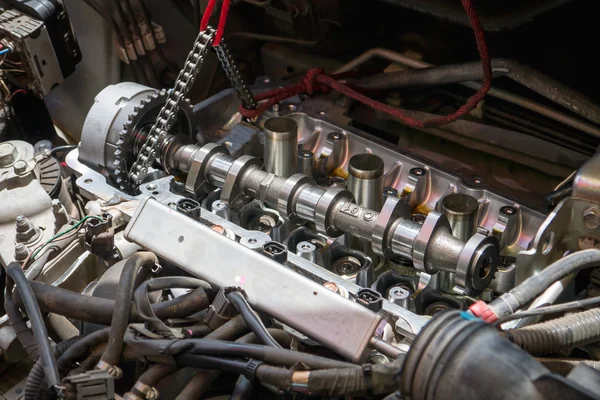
440;193;479;242
354;58;600;127
335;48;600;139
347;154;385;211
263;117;298;178
436;193;479;295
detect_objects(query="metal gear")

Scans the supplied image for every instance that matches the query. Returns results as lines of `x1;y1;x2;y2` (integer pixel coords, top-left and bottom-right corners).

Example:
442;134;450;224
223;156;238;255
113;89;196;192
80;82;197;193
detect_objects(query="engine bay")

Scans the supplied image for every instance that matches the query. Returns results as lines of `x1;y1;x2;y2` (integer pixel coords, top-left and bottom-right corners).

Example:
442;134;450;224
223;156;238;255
2;0;600;399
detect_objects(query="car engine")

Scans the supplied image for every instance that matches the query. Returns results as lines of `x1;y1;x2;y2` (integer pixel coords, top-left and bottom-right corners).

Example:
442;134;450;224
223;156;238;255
2;0;600;399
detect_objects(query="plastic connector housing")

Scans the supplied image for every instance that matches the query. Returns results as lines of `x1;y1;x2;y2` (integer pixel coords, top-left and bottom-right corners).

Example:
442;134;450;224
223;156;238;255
63;370;115;400
204;287;239;330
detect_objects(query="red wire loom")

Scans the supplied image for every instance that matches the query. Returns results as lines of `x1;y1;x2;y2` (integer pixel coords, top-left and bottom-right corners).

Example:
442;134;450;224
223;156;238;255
201;0;492;128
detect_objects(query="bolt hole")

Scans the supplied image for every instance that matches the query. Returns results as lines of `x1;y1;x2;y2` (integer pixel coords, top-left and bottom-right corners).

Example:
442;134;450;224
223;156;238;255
178;236;184;243
152;191;159;195
286;66;295;74
247;238;257;244
541;231;556;255
84;179;93;184
313;291;318;296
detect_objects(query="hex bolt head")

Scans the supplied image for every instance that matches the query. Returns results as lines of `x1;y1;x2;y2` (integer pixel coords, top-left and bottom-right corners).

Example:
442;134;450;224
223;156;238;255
410;167;426;177
16;215;30;231
13;160;28;175
583;207;600;230
51;199;62;211
14;243;30;261
0;143;17;167
15;215;40;243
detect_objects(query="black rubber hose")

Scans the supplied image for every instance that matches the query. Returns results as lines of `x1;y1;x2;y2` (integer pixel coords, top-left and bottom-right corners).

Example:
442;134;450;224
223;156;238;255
6;263;61;396
230;375;253;400
4;295;38;359
124;335;358;370
236;329;295;347
101;252;158;367
227;291;282;349
176;315;250;399
18;281;211;325
204;314;249;341
353;58;600;126
186;324;212;338
489;249;600;317
57;328;110;371
176;354;255;375
506;308;600;355
134;277;210;338
47;314;79;341
175;371;220;400
25;336;81;400
138;364;178;386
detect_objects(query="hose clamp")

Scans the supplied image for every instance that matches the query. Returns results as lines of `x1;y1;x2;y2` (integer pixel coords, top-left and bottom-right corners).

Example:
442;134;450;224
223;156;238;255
243;359;263;381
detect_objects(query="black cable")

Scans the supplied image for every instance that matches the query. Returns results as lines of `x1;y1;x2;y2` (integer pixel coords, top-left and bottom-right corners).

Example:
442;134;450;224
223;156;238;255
6;263;62;396
101;252;157;367
49;145;77;156
230;375;254;400
25;336;81;400
495;296;600;327
16;280;210;325
124;336;358;370
227;291;282;349
176;354;254;375
134;277;210;338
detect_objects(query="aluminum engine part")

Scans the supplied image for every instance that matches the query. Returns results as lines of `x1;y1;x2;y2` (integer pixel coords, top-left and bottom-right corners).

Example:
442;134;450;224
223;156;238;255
125;197;382;362
79;82;196;191
70;83;555;338
0;141;56;267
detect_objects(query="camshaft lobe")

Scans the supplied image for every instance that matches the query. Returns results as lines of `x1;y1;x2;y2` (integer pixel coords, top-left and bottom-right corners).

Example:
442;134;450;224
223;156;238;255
168;142;499;294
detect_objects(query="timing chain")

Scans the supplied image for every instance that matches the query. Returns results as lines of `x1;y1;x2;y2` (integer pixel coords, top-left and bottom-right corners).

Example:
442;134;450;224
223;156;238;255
214;42;257;110
127;28;216;188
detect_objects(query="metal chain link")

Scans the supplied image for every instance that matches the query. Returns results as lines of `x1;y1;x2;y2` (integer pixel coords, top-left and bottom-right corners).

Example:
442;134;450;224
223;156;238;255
214;40;257;110
127;28;216;189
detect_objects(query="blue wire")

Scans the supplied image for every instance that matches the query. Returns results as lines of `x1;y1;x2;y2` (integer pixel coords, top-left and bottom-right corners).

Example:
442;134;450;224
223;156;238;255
0;48;10;55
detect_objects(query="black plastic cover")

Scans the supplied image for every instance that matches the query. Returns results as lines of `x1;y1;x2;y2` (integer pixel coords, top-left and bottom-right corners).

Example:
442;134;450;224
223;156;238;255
5;0;81;78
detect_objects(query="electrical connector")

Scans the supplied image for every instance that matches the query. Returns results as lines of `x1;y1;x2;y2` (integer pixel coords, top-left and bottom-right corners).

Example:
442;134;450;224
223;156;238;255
204;287;240;330
63;370;115;400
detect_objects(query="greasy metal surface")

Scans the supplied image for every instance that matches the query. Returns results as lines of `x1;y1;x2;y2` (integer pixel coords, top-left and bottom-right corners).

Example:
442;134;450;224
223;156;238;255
125;198;382;362
0;141;55;267
574;154;600;203
193;90;545;259
515;197;600;284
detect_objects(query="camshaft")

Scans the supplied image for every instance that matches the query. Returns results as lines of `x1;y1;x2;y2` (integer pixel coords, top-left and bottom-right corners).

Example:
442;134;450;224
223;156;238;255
163;137;499;296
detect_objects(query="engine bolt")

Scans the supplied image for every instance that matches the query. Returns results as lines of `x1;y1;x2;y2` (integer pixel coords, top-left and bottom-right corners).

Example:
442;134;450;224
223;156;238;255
0;143;18;167
583;207;600;230
13;160;28;175
16;215;30;231
14;243;30;261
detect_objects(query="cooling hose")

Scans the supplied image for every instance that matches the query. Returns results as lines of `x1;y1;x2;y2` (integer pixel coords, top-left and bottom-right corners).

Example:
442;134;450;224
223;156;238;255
17;280;210;325
6;262;62;396
506;308;600;355
100;252;158;368
134;277;210;339
227;291;282;349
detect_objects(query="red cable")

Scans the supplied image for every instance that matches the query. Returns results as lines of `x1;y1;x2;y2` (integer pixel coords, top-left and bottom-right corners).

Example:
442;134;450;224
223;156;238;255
200;0;231;46
239;0;492;129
